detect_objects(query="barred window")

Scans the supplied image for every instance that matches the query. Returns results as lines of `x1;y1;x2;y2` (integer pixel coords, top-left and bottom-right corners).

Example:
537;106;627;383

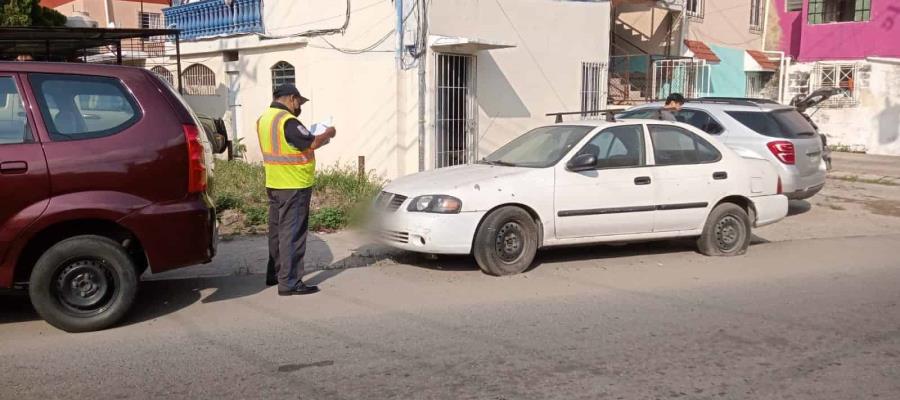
808;0;871;24
183;64;216;96
271;61;295;93
750;0;764;33
686;0;704;19
811;63;859;107
150;66;174;86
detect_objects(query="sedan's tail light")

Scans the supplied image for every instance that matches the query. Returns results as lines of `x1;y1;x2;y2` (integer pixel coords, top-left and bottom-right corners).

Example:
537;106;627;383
183;124;207;194
767;141;796;165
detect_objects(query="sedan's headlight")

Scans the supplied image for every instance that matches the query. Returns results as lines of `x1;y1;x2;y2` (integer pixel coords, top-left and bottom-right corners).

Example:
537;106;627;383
407;195;462;214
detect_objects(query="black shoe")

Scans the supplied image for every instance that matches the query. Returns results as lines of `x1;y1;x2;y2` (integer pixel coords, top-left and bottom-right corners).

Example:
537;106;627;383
278;282;320;296
266;276;278;286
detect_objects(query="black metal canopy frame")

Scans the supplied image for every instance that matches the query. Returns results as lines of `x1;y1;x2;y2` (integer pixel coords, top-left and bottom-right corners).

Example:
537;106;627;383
0;27;184;93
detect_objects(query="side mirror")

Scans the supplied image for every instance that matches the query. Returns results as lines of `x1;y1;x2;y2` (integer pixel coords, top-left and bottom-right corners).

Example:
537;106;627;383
566;153;597;172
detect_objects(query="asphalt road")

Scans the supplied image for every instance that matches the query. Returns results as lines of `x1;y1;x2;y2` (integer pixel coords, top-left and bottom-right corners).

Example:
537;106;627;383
2;231;899;400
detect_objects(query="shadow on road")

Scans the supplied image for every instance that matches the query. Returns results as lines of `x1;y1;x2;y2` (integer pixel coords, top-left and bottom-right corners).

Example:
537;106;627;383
788;200;812;216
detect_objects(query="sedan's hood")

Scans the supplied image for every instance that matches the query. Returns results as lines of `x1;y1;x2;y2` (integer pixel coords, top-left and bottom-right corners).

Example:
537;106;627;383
385;164;534;196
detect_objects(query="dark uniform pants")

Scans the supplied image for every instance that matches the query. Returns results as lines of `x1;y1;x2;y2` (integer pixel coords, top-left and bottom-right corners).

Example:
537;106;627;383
265;188;312;291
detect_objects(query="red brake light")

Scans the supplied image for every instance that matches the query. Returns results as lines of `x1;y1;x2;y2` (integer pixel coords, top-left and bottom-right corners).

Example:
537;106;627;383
767;141;795;165
183;124;207;194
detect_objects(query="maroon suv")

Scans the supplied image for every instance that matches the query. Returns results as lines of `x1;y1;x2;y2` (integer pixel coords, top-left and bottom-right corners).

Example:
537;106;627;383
0;62;218;332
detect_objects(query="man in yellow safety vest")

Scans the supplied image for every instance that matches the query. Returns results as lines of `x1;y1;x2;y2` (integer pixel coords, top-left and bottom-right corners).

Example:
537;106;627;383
260;84;336;296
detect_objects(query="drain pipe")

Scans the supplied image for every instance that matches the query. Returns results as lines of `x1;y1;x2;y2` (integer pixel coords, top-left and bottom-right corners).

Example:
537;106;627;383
417;46;426;172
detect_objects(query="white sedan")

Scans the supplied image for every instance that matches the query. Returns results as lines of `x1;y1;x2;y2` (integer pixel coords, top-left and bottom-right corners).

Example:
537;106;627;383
374;119;788;276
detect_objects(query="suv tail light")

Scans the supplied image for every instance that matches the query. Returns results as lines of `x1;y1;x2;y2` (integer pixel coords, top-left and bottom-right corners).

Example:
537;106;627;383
183;124;207;193
767;141;795;165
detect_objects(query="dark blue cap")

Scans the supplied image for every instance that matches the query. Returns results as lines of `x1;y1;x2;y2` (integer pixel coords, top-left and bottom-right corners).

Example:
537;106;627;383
273;84;309;102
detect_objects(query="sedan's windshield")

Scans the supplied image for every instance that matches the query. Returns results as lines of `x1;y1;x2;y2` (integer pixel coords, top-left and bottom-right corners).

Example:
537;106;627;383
482;125;594;168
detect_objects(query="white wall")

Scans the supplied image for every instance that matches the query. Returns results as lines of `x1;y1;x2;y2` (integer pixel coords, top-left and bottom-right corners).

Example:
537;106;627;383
428;0;611;164
790;60;900;156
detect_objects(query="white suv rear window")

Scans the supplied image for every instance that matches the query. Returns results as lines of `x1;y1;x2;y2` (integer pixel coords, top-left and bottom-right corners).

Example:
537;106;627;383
725;110;816;139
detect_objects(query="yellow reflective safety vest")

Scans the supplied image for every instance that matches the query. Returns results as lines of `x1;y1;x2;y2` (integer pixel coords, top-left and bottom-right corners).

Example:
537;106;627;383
256;107;316;189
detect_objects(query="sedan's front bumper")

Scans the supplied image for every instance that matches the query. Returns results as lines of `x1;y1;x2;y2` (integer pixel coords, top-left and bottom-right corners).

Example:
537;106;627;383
374;209;486;255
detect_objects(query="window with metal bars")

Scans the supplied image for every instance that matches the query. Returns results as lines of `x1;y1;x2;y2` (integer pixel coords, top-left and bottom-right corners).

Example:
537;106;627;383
183;64;216;96
151;66;174;86
811;63;859;107
271;61;295;93
434;53;476;169
581;62;606;118
808;0;871;24
139;12;162;29
686;0;704;19
787;0;803;12
750;0;764;33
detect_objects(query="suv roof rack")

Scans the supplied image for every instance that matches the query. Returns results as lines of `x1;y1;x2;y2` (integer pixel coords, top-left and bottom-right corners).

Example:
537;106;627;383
689;97;782;107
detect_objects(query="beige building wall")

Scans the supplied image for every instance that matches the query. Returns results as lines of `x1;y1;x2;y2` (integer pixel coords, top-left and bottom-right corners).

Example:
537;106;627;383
172;0;610;179
51;0;167;28
613;2;680;56
683;0;763;50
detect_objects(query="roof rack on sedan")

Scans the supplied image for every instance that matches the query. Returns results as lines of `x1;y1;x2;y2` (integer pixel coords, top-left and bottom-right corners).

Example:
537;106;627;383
688;97;782;107
546;109;626;123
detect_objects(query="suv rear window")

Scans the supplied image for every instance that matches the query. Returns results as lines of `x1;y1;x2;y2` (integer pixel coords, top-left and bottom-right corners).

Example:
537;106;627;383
29;74;141;141
725;110;816;138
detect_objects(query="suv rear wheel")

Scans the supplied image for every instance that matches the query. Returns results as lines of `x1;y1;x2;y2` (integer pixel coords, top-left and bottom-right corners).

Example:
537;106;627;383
28;235;138;333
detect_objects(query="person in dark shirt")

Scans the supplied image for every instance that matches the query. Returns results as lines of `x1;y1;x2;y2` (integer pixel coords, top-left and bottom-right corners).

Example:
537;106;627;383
659;92;685;122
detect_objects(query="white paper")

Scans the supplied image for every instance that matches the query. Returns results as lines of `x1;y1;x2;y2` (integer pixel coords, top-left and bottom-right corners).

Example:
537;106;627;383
310;116;333;136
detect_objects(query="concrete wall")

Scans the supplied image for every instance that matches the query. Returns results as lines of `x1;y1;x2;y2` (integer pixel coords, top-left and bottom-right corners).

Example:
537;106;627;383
613;2;679;56
683;0;764;50
49;0;166;28
790;59;900;155
428;0;611;162
771;0;900;61
174;0;610;179
707;45;749;97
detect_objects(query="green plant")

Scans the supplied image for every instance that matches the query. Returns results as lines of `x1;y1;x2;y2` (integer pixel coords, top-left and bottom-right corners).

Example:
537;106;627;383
0;0;66;27
214;192;241;212
244;206;268;226
309;207;348;231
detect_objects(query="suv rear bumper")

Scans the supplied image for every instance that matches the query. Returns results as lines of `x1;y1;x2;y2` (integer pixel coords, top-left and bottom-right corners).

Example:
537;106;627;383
119;195;217;273
785;183;825;200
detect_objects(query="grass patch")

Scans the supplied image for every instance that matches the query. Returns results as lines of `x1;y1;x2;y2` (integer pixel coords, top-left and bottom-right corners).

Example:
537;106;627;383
829;174;898;186
213;160;384;234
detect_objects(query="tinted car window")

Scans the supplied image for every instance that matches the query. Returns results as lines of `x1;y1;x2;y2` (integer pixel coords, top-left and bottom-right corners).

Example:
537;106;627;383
678;109;724;134
29;74;140;141
618;108;661;120
725;110;816;138
0;77;30;145
649;125;721;166
575;125;644;168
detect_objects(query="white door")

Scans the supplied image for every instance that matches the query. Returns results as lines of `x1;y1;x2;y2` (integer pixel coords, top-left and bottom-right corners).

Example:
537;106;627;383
647;124;730;232
554;124;655;239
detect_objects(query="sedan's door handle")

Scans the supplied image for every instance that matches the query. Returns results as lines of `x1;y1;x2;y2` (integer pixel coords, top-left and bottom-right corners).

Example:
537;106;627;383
634;176;652;185
0;161;28;174
713;171;728;180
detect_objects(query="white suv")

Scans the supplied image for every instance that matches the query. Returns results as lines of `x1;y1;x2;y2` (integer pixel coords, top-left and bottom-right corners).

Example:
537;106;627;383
620;98;827;200
375;119;788;276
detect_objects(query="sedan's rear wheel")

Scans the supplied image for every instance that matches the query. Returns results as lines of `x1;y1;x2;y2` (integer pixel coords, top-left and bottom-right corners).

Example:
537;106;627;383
698;203;751;256
29;236;138;333
473;207;538;276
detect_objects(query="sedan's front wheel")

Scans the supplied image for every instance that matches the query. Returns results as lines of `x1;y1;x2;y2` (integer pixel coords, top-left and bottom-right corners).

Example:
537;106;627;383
473;207;538;276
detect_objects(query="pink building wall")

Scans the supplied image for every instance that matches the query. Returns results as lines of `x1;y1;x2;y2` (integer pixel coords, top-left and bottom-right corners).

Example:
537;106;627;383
773;0;900;61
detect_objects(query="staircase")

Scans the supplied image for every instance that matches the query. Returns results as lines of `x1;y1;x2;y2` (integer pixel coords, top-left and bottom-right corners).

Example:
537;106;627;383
608;77;646;105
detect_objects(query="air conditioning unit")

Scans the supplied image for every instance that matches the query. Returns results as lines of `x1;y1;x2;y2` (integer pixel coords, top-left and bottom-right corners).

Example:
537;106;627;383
66;11;99;28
